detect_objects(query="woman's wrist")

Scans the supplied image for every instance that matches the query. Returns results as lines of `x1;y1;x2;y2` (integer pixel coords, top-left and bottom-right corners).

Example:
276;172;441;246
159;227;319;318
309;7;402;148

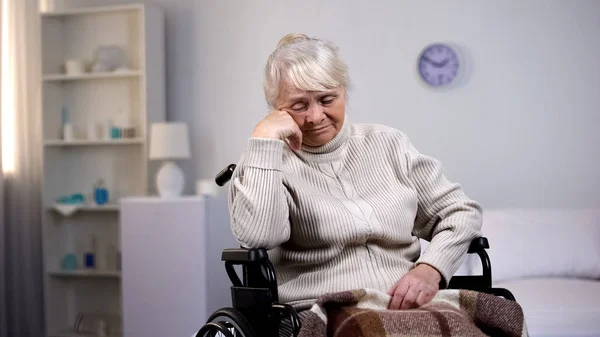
251;128;277;139
414;263;442;284
242;138;285;170
252;119;282;139
252;131;279;139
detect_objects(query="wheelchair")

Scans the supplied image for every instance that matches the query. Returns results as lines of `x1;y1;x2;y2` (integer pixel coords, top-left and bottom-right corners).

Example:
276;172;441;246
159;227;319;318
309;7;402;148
195;164;516;337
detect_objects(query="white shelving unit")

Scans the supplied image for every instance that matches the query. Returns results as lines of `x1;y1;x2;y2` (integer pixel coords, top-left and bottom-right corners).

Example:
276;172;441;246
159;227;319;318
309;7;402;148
39;4;165;337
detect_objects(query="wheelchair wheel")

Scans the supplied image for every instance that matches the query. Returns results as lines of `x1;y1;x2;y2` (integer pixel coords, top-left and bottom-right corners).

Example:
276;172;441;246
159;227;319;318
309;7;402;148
198;307;255;337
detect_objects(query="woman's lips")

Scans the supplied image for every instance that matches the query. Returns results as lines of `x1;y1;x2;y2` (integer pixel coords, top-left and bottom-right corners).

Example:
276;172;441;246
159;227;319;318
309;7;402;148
304;124;332;133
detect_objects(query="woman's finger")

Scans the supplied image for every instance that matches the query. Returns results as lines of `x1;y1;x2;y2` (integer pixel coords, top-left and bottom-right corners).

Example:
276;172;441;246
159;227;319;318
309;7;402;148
389;280;409;310
414;289;431;308
389;292;403;310
288;124;303;151
400;285;419;310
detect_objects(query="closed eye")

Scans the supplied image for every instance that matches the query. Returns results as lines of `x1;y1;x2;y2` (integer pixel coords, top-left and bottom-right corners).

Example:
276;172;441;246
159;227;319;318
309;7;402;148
321;95;336;105
290;102;307;112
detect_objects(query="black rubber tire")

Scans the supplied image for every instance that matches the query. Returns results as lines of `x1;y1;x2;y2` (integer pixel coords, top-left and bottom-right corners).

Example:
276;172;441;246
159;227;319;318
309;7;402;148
196;322;235;337
205;307;256;337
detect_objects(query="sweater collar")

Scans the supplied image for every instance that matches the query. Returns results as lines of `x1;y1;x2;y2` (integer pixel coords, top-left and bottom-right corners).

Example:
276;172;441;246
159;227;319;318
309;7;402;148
296;117;350;161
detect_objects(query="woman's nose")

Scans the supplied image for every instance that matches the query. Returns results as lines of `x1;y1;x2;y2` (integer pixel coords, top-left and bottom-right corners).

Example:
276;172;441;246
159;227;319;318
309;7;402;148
305;105;326;124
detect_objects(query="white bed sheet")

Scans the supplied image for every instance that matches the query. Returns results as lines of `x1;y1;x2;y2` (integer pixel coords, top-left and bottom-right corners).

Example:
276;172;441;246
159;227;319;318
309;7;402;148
495;277;600;337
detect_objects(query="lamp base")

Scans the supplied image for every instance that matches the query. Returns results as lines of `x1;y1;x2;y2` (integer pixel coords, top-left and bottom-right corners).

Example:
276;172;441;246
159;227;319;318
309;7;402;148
156;161;184;198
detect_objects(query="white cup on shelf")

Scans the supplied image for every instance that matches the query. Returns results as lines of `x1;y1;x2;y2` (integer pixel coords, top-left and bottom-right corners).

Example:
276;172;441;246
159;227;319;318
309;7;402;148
103;119;113;140
63;123;74;142
65;59;85;75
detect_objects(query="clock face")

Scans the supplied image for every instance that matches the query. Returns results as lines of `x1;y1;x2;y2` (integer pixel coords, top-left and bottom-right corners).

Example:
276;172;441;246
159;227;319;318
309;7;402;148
418;44;460;87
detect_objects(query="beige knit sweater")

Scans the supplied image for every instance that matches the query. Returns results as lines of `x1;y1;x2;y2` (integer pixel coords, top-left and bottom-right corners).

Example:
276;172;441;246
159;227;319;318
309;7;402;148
228;119;483;308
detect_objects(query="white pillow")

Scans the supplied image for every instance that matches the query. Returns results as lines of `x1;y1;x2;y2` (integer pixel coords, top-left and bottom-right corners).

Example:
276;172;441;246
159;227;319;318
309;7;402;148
470;208;600;283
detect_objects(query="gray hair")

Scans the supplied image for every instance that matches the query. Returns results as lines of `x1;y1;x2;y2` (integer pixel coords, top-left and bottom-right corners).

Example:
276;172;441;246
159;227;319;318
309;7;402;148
263;34;349;109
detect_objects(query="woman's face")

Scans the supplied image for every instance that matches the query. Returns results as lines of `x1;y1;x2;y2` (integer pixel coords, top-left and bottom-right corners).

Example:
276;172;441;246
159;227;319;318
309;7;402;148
276;80;346;147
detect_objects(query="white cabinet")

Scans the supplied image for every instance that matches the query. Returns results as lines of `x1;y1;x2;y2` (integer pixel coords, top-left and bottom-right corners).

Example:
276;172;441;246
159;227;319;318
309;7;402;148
120;196;237;337
40;4;165;336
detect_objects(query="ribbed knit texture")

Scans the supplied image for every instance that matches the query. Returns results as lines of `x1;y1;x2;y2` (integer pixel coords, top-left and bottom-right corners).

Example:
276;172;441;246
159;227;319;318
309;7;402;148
228;119;483;309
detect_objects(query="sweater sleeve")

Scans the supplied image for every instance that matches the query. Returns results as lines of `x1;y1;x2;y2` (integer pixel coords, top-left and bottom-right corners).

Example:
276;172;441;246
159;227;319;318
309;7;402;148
228;138;291;249
400;135;483;288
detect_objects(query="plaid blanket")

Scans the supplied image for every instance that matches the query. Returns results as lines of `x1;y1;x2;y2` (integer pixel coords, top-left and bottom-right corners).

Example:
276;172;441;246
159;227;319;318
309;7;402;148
297;288;528;337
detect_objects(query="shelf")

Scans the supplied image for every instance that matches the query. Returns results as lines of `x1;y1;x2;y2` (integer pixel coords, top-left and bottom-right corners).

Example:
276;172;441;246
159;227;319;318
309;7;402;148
44;138;143;147
49;204;120;213
48;270;121;279
79;204;120;211
43;71;141;82
40;4;143;17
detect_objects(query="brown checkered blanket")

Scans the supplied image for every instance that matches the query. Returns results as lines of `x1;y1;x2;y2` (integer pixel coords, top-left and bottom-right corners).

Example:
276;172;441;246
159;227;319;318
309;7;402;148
297;288;528;337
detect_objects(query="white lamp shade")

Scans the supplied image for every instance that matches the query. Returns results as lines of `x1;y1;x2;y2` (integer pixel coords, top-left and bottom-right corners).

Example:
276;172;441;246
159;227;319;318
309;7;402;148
149;122;191;160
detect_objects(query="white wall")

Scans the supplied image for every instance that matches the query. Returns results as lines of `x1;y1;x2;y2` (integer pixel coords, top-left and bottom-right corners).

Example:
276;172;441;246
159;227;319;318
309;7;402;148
194;0;600;208
62;0;600;208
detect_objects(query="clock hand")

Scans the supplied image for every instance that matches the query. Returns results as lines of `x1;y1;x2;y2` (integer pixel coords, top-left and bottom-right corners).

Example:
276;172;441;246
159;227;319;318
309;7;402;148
439;58;450;67
423;55;448;68
422;55;436;65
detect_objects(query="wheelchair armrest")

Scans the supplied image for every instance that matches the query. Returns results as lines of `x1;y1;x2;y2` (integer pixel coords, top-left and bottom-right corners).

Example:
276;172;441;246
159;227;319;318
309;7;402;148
467;237;489;253
448;236;492;291
222;247;269;263
221;247;280;303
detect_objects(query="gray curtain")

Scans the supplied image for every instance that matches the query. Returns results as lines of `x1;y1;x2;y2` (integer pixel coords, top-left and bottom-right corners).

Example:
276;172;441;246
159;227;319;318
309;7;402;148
0;0;45;336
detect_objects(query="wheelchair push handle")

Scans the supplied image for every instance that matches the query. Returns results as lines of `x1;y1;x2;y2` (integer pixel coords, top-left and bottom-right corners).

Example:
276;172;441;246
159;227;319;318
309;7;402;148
216;164;237;186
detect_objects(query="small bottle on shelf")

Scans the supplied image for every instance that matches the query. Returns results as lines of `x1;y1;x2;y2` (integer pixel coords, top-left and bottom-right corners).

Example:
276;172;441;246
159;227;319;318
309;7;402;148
93;179;109;205
61;223;78;271
59;105;67;140
61;105;75;142
103;118;113;141
84;235;97;269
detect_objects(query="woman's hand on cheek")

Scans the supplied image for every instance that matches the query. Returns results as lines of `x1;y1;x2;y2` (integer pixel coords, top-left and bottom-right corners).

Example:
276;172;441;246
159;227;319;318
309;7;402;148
387;264;441;310
252;110;303;150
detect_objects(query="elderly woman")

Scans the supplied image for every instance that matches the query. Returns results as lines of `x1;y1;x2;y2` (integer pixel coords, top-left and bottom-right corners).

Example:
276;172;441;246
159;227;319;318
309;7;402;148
228;33;482;312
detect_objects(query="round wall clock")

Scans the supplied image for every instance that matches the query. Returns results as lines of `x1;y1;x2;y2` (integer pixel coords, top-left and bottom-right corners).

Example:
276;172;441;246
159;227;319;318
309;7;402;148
418;43;461;87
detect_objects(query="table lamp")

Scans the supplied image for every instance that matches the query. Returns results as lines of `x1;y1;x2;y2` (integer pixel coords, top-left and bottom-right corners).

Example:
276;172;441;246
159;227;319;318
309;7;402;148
149;122;191;198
